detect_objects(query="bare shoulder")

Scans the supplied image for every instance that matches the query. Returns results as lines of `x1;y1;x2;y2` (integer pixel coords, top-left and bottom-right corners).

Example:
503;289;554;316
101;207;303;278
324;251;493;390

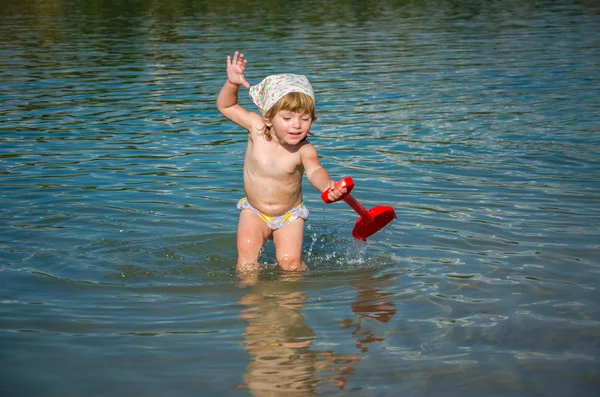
299;139;324;175
298;139;318;157
298;139;320;166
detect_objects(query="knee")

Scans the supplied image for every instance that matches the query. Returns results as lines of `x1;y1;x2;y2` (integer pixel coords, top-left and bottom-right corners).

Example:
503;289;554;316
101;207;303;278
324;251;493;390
237;237;265;271
277;254;307;272
236;261;261;273
237;228;266;255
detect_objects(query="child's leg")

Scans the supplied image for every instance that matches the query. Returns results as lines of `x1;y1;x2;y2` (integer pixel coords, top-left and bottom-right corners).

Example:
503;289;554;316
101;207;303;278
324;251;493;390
273;218;307;271
237;210;271;272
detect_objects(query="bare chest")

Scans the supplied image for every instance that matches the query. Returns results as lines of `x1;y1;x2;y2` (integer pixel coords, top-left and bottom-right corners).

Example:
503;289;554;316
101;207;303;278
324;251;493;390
247;140;303;177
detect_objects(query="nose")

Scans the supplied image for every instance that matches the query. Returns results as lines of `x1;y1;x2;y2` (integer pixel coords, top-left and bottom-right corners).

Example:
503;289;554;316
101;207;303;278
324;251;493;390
293;117;304;129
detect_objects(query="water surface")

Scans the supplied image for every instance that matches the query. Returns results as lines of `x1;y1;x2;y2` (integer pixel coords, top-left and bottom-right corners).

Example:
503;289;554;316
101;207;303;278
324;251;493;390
1;0;599;396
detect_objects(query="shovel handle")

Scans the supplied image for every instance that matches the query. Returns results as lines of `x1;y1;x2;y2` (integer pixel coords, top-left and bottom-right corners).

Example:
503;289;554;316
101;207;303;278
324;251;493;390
321;177;373;222
321;177;355;203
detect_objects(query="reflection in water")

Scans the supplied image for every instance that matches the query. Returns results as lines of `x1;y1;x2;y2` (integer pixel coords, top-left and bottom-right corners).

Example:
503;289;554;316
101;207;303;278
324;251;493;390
346;274;398;354
238;273;397;395
237;273;353;395
238;274;319;395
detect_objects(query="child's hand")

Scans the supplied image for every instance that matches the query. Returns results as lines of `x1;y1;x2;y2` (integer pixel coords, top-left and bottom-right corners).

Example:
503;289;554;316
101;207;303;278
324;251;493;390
226;51;250;89
325;180;348;203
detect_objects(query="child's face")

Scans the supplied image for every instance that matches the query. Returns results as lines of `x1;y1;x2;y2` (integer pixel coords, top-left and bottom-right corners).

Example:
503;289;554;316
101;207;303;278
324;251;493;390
267;110;312;146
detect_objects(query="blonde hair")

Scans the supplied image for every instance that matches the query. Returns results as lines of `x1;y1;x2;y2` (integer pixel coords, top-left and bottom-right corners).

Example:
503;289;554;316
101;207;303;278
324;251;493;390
262;92;316;140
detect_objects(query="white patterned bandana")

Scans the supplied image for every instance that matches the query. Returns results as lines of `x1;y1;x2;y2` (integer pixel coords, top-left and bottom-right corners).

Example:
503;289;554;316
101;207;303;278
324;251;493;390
249;74;314;114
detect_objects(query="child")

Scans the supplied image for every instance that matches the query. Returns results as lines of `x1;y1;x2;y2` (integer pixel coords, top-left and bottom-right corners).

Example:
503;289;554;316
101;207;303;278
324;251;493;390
217;51;347;272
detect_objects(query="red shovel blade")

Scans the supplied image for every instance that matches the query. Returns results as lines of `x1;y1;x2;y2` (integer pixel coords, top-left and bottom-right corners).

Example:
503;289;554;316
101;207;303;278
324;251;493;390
352;205;396;241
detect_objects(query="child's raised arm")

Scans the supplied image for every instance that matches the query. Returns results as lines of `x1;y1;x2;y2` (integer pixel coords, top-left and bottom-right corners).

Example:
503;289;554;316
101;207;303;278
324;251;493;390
217;51;259;131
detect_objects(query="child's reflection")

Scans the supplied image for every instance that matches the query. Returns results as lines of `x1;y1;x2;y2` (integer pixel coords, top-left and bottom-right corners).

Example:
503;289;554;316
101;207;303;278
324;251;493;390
237;273;322;395
237;272;397;395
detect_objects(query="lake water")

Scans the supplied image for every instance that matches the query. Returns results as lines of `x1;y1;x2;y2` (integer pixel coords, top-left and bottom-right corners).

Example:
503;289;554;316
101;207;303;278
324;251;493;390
1;0;599;396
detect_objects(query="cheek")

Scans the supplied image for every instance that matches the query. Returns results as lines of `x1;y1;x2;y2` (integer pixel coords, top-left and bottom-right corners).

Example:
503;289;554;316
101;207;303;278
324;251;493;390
275;119;288;128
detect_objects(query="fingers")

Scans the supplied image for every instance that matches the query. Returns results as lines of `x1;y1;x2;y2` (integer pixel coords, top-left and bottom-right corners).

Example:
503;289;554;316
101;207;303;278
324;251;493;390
327;182;348;202
238;54;247;70
226;51;249;87
328;191;341;202
230;51;247;67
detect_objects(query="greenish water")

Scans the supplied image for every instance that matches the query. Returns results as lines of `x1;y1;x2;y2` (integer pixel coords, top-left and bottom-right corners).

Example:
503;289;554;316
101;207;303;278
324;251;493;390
1;1;599;396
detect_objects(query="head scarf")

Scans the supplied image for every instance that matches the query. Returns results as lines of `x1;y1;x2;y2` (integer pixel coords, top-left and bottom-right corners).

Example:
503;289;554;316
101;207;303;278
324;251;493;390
249;74;314;114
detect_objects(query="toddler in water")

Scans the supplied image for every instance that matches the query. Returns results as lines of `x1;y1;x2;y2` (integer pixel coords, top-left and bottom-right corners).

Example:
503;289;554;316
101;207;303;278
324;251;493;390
217;51;346;272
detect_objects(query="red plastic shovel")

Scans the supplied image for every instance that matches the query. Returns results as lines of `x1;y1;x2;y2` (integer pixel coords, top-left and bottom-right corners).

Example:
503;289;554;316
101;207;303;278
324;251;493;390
321;177;396;241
